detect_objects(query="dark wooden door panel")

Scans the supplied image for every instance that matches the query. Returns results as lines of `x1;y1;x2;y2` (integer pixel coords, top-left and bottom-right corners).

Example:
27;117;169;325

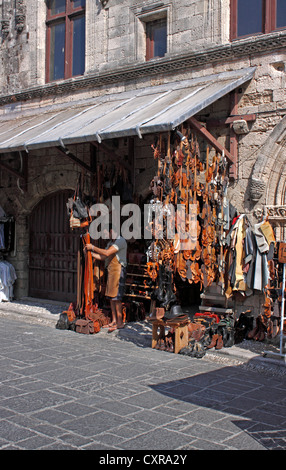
29;190;78;302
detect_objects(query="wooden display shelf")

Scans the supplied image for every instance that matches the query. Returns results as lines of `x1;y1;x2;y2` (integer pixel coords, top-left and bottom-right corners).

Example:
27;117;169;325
125;283;149;288
126;272;149;278
125;262;153;305
125;293;152;300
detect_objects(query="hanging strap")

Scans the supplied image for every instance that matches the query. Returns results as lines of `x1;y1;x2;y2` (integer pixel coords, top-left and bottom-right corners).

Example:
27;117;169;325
82;232;95;317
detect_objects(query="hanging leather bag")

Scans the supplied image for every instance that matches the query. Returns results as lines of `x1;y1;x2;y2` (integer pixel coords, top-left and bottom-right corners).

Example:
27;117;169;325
67;175;91;228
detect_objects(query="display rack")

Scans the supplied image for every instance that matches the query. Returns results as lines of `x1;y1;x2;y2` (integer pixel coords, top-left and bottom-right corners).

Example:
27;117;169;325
124;263;155;311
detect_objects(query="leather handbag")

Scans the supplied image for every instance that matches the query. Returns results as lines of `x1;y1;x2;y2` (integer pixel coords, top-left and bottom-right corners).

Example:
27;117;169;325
75;318;94;334
67;175;91;228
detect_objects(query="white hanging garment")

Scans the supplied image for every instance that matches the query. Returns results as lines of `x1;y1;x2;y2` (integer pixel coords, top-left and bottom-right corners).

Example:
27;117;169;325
0;261;17;301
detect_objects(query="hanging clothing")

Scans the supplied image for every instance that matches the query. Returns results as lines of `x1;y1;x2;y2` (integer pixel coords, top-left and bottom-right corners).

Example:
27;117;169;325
0;225;5;250
225;215;274;295
252;222;270;292
259;220;276;246
244;227;256;291
0;206;6;250
0;261;17;301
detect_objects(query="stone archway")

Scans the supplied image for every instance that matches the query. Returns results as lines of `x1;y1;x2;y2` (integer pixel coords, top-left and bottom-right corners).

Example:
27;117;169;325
250;115;286;203
250;116;286;241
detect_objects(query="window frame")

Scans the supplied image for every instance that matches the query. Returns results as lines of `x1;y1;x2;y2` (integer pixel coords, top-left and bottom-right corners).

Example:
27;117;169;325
145;17;167;61
230;0;286;41
46;0;86;82
274;0;286;31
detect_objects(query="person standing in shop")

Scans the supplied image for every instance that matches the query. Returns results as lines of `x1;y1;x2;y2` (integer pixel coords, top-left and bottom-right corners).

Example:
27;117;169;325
84;225;127;332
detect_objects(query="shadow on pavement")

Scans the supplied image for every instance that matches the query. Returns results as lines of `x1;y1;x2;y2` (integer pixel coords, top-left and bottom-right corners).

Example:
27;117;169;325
149;360;286;450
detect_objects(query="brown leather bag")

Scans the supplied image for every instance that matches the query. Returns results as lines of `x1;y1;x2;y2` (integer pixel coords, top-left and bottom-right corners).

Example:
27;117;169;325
75;319;94;334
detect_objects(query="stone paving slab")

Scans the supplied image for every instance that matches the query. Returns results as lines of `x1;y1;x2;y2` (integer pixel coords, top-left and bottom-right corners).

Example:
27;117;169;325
0;315;286;450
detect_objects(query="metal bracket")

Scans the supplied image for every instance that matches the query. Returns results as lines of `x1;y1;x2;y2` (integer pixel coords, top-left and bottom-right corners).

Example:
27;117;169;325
188;117;235;164
55;144;96;175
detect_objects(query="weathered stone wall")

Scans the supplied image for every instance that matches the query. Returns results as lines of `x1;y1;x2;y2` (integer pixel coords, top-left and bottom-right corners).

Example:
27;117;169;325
228;53;286;224
0;0;230;94
0;0;42;92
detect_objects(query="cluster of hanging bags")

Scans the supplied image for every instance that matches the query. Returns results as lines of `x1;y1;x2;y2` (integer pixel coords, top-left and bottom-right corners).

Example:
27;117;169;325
66;176;91;229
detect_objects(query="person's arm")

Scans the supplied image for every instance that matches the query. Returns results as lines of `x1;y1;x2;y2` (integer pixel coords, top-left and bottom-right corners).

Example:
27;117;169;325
91;252;105;261
84;243;118;258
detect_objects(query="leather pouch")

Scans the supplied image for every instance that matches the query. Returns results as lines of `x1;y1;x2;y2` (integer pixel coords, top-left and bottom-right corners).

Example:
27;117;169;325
75;319;94;334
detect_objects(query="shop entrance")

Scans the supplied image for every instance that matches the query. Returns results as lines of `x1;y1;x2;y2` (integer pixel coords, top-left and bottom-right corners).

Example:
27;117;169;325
29;190;79;302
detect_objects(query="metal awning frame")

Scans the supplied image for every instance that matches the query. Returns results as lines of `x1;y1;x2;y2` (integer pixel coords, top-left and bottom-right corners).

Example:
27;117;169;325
0;67;256;153
0;111;241;188
0;66;257;184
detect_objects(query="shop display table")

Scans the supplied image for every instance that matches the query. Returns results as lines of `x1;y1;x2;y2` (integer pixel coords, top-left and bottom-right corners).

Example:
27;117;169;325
151;318;190;354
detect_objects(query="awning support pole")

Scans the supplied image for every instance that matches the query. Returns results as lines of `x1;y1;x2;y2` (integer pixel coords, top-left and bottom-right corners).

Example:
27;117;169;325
188;116;235;166
55;145;96;174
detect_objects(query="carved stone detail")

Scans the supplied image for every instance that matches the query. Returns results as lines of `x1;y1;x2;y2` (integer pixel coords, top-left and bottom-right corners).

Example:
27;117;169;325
253;207;264;220
265;205;286;220
15;14;25;33
232;119;249;135
250;178;266;201
1;20;10;39
15;0;25;34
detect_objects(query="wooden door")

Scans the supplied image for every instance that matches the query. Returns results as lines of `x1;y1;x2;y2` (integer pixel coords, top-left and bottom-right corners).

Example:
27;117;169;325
29;190;79;302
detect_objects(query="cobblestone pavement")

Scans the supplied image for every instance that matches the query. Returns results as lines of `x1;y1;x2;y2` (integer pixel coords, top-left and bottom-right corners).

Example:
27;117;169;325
0;303;286;451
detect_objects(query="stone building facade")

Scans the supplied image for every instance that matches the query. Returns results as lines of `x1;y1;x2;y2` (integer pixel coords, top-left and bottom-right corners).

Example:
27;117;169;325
0;0;286;312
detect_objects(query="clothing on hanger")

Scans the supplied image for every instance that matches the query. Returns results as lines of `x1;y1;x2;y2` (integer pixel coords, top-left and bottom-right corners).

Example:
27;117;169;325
0;224;5;250
0;260;17;301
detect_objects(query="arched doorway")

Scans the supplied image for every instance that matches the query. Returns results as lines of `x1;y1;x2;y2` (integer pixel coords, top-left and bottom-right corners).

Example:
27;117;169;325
29;190;79;302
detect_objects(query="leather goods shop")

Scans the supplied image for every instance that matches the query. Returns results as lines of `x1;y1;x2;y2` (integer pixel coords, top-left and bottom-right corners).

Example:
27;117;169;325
0;67;284;356
58;123;282;357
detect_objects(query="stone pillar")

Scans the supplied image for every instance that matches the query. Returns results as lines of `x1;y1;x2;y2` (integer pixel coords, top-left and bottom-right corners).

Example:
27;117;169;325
7;213;30;299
